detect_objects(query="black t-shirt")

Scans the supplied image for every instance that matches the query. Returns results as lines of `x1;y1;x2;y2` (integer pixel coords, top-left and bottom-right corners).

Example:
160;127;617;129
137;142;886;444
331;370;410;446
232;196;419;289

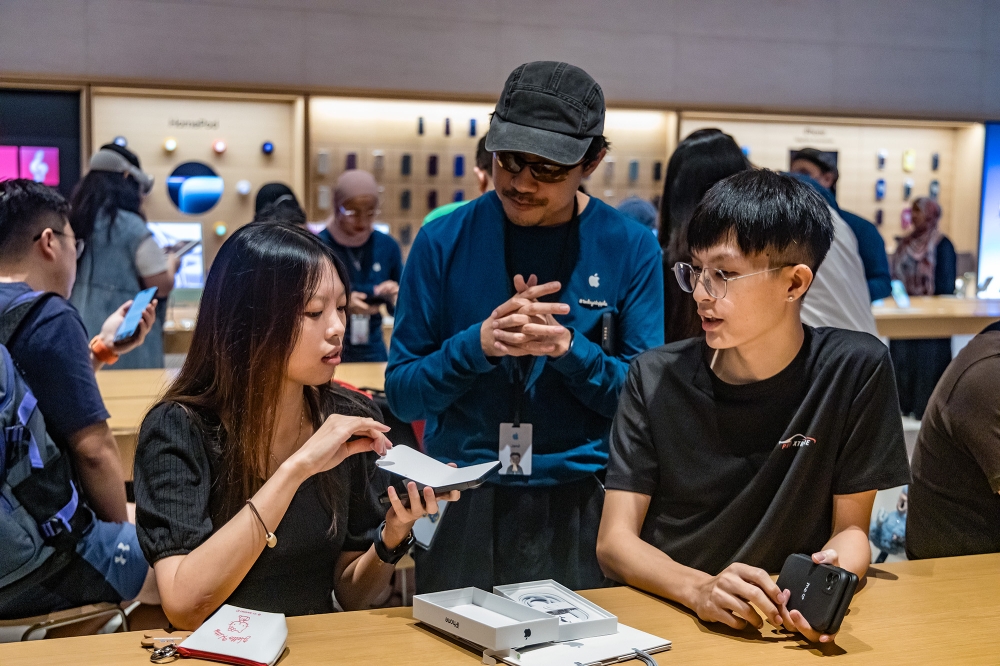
506;221;573;287
0;283;109;447
709;338;810;469
606;326;911;575
906;321;1000;559
134;386;389;617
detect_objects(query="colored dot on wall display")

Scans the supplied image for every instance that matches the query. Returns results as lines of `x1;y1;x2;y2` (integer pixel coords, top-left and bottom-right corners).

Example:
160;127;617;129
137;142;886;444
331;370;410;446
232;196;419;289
114;136;128;147
213;140;227;154
214;222;227;237
163;137;178;153
262;142;274;155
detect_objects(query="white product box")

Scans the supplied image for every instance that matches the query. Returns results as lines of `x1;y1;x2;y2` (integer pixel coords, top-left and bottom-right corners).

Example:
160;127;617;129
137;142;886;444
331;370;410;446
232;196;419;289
493;580;618;642
413;587;559;651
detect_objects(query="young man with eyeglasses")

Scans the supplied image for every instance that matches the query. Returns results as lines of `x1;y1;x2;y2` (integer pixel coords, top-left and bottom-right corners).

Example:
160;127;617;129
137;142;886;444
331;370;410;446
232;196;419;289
387;61;663;592
596;170;909;644
0;179;159;617
318;169;403;363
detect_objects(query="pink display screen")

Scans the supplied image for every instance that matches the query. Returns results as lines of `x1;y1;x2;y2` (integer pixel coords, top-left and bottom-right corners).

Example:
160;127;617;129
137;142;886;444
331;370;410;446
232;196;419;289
0;146;18;181
19;146;60;186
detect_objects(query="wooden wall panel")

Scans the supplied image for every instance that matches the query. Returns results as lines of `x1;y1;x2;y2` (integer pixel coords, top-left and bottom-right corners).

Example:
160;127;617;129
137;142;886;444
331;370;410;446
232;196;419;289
91;89;304;267
680;114;984;255
309;97;677;251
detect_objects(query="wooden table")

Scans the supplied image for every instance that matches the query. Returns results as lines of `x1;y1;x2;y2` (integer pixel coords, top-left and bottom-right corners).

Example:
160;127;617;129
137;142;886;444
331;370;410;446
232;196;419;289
97;364;387;479
873;296;1000;339
2;553;998;664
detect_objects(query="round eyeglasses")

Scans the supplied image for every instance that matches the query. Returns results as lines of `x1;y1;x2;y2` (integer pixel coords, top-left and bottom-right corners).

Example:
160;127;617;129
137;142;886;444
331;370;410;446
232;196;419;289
673;261;789;299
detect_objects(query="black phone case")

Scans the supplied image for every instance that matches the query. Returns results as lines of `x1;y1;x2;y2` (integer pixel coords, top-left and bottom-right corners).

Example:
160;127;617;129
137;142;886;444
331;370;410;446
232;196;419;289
776;554;858;635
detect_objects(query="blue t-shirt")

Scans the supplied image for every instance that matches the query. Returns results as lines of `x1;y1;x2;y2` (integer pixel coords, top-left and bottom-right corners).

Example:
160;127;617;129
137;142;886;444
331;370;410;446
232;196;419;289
386;192;664;486
0;282;109;447
317;229;403;363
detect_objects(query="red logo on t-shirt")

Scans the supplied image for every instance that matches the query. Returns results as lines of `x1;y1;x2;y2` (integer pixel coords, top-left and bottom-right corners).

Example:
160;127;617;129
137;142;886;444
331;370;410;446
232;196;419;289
779;434;815;449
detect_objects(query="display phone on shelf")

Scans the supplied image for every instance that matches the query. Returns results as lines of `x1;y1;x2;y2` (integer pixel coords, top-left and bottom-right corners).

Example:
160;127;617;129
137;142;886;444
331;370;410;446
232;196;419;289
775;554;858;635
113;287;158;344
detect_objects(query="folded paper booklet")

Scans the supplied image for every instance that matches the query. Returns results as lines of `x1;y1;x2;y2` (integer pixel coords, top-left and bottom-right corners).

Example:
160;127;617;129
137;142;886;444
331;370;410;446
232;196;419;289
177;605;287;666
376;445;500;503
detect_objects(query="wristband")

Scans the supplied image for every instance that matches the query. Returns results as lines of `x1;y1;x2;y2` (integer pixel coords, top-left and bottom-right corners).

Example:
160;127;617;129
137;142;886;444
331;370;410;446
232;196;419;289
373;520;414;564
90;336;119;365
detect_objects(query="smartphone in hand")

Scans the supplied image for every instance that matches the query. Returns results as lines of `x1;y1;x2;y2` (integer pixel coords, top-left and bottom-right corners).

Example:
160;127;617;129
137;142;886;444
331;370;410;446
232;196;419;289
113;287;158;344
776;553;859;635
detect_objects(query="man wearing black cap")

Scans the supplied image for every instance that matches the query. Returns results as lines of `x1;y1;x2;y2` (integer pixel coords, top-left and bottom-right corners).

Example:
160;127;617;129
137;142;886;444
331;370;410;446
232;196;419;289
386;61;664;592
790;148;892;301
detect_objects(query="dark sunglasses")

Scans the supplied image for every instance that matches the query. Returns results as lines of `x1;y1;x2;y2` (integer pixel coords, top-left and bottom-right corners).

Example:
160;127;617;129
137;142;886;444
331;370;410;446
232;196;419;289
494;152;586;183
34;229;85;259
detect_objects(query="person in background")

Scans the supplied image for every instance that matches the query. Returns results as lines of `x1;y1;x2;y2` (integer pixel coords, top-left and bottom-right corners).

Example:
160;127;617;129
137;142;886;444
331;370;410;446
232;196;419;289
69;144;176;369
597;170;909;644
387;61;663;593
906;320;1000;559
889;197;956;418
787;173;878;336
134;223;456;628
659;129;750;343
318;170;402;363
616;196;658;235
252;183;307;228
423;136;494;225
790;148;892;301
0;179;158;617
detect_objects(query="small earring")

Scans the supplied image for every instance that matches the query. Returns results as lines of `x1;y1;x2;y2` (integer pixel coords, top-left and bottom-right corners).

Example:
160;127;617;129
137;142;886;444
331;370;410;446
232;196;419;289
788;296;795;301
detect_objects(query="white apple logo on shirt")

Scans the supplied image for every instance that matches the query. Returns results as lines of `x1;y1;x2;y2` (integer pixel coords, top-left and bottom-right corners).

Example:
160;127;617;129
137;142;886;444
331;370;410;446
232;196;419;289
589;273;600;288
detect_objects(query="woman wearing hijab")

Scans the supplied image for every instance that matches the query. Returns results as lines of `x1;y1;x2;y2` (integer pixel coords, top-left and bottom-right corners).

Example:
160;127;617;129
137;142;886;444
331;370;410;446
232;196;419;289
317;170;402;362
889;197;957;418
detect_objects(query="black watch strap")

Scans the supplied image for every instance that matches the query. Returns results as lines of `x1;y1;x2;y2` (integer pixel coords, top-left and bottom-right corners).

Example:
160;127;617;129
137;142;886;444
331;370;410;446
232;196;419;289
374;520;414;564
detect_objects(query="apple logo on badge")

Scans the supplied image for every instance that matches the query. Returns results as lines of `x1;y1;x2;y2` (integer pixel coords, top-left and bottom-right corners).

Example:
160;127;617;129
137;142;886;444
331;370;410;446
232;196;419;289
589;274;600;288
523;629;531;640
512;432;518;440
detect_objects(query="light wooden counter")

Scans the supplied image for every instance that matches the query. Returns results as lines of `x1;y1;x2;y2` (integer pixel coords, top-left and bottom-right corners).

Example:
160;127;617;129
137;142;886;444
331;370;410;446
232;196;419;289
873;296;1000;339
2;553;998;664
98;364;386;479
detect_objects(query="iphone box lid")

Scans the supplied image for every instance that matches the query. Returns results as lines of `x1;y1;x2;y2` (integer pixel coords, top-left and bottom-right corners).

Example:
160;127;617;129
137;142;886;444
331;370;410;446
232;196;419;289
493;580;618;642
412;587;559;650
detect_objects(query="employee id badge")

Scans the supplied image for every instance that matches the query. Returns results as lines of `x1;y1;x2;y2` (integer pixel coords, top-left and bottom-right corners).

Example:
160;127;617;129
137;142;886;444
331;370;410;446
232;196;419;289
499;423;532;476
350;314;370;345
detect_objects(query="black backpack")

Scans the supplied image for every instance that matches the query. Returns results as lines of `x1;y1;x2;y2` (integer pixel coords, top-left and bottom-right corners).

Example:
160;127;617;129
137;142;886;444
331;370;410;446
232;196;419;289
0;290;91;591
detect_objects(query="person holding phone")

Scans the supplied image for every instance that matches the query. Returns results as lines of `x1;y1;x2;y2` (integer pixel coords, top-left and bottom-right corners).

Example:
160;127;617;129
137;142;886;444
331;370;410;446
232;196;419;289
0;179;159;618
317;170;402;363
596;171;910;644
69;144;178;369
134;223;456;629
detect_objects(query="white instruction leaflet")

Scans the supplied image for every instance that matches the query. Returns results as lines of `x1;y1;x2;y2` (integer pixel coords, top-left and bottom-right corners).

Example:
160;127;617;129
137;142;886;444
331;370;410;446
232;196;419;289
376;445;500;494
500;623;671;666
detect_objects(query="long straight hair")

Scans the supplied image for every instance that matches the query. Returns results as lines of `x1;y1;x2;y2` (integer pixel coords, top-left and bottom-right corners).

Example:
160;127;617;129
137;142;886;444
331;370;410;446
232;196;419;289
158;222;359;521
659;129;751;342
68;171;145;242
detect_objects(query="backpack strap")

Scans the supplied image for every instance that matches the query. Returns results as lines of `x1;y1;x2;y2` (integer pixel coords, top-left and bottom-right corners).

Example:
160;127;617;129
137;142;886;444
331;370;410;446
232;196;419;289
0;290;56;348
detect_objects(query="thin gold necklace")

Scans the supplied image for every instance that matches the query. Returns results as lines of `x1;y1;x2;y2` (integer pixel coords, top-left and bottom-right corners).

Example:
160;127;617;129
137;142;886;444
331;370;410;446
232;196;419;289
268;403;307;471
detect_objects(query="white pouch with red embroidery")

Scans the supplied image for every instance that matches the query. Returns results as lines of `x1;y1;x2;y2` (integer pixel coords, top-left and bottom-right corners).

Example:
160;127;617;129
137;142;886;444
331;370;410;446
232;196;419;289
176;605;288;666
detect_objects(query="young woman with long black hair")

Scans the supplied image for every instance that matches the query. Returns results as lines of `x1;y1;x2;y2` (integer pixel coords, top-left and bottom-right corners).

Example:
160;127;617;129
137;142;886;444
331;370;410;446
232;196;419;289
134;223;455;629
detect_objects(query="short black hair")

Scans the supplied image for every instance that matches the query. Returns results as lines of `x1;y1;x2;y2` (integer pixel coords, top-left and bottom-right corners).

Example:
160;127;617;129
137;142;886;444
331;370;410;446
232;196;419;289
475;136;491;173
791;148;838;181
583;135;610;164
0;179;72;262
687;169;834;272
